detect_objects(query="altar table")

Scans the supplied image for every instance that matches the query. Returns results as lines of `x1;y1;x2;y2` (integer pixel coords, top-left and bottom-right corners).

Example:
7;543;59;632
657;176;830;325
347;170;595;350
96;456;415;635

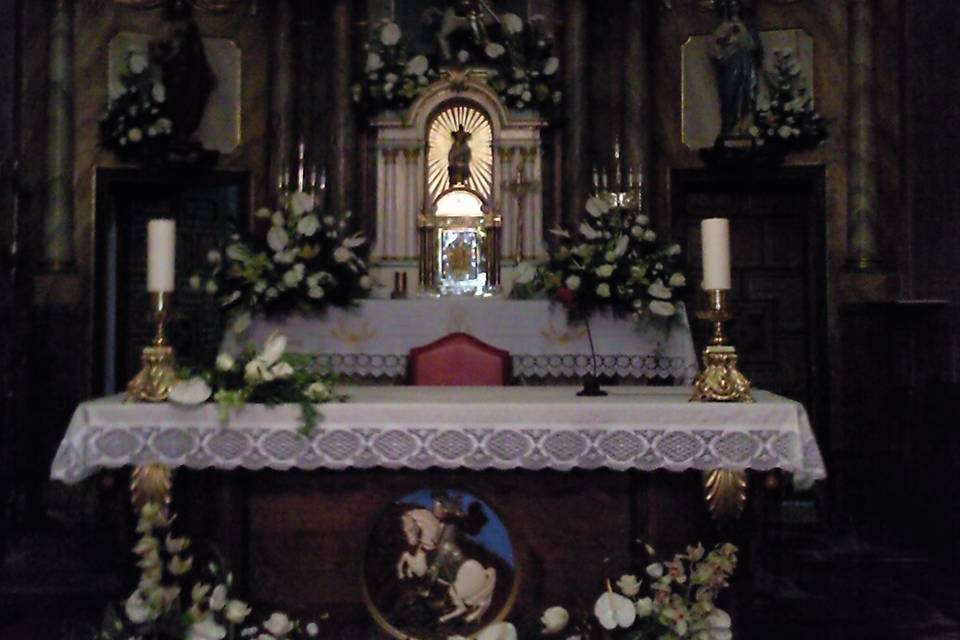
51;386;825;484
49;387;825;633
231;298;700;383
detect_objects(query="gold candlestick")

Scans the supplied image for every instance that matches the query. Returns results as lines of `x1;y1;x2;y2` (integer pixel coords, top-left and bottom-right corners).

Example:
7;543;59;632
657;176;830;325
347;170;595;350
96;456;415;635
690;289;753;403
127;291;180;402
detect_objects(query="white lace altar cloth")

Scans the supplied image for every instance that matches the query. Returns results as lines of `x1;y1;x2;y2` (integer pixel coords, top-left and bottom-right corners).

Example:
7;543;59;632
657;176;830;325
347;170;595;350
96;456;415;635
233;299;699;383
51;386;826;484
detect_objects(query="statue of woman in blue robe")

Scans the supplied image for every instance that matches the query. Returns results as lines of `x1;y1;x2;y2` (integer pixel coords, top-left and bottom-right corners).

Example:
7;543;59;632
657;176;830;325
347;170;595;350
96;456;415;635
709;0;763;142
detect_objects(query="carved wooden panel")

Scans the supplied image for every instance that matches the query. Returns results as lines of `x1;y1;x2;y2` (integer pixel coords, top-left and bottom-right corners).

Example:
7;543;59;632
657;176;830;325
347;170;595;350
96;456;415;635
671;168;826;419
94;169;250;393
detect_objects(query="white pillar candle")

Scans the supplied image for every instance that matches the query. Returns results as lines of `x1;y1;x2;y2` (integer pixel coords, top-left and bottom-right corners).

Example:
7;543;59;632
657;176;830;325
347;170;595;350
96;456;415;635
147;219;176;292
701;217;731;290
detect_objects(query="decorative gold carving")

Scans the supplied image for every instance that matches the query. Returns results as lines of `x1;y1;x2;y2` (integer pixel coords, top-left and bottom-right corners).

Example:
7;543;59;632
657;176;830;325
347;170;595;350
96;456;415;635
330;320;377;345
690;289;753;403
402;147;421;162
496;146;517;161
130;463;173;513
702;469;748;522
382;148;400;164
127;292;181;402
539;320;587;345
518;146;538;162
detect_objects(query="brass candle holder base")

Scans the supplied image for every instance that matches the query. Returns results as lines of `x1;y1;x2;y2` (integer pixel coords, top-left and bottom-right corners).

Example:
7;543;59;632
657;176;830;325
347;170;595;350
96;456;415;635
690;289;753;403
127;291;180;402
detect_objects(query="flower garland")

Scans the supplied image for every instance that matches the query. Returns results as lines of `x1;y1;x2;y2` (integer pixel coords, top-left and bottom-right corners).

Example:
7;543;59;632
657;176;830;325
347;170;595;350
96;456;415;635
95;501;323;640
170;332;340;436
533;196;687;322
750;49;826;154
193;190;371;328
99;46;175;163
352;15;562;119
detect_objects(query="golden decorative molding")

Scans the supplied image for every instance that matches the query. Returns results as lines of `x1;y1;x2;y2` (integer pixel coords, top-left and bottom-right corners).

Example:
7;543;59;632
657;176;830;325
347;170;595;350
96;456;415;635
518;146;538;162
702;469;748;523
402;147;421;162
496;146;517;161
690;346;754;403
130;463;173;513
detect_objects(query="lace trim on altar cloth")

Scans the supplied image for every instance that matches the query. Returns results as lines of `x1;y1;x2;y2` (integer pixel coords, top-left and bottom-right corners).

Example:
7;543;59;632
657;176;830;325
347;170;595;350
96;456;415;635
308;353;698;382
51;423;826;484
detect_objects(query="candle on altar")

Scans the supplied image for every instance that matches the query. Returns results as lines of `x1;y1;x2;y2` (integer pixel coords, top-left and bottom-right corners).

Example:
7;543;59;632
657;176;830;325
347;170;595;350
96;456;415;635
701;218;731;290
147;219;176;293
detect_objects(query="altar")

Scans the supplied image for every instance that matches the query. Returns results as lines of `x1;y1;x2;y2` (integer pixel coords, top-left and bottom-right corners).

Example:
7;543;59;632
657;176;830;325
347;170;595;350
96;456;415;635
51;385;825;637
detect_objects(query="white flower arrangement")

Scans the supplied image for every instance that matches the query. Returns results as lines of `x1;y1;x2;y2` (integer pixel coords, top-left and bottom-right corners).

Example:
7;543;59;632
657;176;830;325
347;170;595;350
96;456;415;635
194;188;370;322
538;542;737;640
95;501;323;640
353;15;562;120
534;197;687;321
99;46;174;163
750;49;827;155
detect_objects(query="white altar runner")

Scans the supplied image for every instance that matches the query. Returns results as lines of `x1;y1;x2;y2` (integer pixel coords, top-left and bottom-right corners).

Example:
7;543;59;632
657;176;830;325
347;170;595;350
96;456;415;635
234;299;699;383
51;386;826;484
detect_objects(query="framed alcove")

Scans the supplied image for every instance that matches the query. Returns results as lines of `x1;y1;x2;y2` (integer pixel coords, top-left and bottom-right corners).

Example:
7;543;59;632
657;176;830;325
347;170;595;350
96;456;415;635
92;167;250;396
671;166;828;431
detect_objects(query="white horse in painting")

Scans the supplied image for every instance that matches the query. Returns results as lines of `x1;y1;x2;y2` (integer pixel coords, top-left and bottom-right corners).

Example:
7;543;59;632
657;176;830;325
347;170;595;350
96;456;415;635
397;508;497;624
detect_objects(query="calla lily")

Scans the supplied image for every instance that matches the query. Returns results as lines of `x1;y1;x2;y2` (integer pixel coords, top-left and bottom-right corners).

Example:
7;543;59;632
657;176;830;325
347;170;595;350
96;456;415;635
261;332;287;366
594;590;636;630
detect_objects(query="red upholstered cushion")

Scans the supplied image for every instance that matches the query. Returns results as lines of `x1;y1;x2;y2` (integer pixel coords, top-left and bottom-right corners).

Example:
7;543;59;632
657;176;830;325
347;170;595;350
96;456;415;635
408;332;511;386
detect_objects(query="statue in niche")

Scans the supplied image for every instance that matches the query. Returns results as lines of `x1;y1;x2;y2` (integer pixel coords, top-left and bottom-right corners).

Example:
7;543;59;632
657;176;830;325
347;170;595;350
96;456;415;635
448;124;473;185
150;0;218;163
708;0;762;145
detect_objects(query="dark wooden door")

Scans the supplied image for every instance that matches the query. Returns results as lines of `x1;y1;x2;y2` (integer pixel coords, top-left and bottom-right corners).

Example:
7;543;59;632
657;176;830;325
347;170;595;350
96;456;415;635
93;168;250;395
671;167;828;426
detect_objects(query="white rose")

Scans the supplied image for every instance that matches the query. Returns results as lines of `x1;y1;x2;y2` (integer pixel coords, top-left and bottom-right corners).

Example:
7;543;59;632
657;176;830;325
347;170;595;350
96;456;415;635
267;226;289;252
189;274;202;290
216;353;235;372
666;243;681;256
128;51;148;74
543;56;559;76
778;125;793;139
649;300;676;317
646;562;664;578
380;22;401;45
283;268;303;288
322;214;336;227
365;52;383;72
521;90;532;102
502;12;523;34
540;606;569;634
359;275;373;289
225;599;252;623
306;622;319;637
565;275;581;291
668;272;686;287
125;590;152;624
308;286;325;299
186;618;227;640
405;54;428;76
151;82;166;103
304;381;332;402
205;280;219;294
648;280;672;300
596;283;611;298
263;612;294;636
514;261;537;284
457;49;470;63
209;584;228;611
385;72;399;84
585;196;611;218
594;591;636;630
643;229;656;241
616;574;641;597
168;377;212;405
485;43;506;58
128;127;143;142
290;191;315;216
596;264;614;278
635;597;654;617
476;623;517;640
333;247;351;263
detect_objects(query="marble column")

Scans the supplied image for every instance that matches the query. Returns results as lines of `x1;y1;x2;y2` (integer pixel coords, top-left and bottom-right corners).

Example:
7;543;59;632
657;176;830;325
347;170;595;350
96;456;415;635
562;0;587;228
268;0;295;202
847;0;880;268
622;0;652;215
330;0;355;217
44;0;73;271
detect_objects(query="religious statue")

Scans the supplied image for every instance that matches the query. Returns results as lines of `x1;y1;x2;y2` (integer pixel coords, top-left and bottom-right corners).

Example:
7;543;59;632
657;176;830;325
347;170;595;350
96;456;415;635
708;0;763;144
448;124;473;185
149;0;217;162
